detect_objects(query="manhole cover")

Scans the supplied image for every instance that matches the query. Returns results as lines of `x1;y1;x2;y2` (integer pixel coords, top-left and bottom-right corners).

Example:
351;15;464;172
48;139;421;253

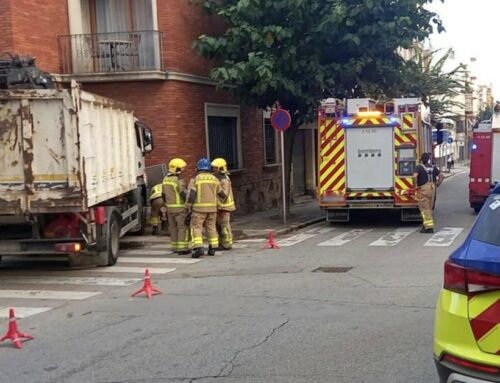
312;266;353;273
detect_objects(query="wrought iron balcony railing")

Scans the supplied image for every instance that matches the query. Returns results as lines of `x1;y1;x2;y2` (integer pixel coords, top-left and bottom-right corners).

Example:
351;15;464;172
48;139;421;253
58;30;163;74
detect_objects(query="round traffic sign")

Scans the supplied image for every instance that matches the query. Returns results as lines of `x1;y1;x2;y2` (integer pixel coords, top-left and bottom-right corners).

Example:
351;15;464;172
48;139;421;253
271;109;292;132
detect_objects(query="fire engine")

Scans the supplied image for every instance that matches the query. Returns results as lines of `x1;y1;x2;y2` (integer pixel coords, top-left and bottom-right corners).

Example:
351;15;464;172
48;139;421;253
468;103;500;212
317;98;434;222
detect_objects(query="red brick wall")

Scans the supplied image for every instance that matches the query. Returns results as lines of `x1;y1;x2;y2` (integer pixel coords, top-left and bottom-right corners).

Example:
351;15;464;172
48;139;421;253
160;0;223;76
7;0;69;73
83;80;281;212
0;1;14;52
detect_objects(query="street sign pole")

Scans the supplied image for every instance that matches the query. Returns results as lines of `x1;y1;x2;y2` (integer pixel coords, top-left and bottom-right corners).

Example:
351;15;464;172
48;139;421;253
281;131;286;225
270;108;292;226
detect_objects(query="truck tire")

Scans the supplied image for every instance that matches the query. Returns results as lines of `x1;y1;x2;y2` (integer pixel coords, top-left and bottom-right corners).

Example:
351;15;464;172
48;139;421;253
106;213;121;266
473;206;482;214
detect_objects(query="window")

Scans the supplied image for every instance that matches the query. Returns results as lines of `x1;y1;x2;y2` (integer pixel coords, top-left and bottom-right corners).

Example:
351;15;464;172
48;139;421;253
263;112;278;165
471;196;500;246
206;105;241;170
93;0;154;33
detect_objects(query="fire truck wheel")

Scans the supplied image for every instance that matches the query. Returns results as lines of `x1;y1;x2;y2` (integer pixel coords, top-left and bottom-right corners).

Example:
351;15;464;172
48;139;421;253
106;213;121;266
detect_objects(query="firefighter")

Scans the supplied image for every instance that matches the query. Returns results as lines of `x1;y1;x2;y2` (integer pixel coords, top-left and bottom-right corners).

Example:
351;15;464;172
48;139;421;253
413;153;444;233
185;157;226;258
211;158;235;250
149;183;165;235
163;158;191;255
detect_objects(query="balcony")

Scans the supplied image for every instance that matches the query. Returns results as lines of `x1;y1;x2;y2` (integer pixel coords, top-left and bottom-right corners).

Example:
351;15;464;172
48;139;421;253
57;30;164;82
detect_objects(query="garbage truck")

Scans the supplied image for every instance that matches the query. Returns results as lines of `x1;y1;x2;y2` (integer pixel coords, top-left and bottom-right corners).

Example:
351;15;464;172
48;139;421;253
0;79;153;266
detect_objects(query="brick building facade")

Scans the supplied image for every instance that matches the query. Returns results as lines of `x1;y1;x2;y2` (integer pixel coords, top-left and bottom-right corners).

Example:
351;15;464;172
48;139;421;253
0;0;291;213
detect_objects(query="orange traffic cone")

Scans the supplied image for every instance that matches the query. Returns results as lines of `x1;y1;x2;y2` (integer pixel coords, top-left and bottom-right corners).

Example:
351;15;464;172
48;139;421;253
261;231;280;249
0;308;33;349
131;269;162;299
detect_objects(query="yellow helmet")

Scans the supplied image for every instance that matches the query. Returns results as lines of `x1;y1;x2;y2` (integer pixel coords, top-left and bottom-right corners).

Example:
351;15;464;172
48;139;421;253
168;158;187;174
211;158;228;173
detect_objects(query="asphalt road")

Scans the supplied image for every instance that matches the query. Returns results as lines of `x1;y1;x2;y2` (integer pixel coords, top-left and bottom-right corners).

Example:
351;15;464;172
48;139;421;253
0;170;475;383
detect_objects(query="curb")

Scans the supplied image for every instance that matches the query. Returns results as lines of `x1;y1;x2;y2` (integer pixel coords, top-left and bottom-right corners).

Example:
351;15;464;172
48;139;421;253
121;215;326;249
231;215;326;240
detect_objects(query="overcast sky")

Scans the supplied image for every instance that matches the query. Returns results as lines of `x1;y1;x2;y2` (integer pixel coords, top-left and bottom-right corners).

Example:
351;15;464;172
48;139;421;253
427;0;498;98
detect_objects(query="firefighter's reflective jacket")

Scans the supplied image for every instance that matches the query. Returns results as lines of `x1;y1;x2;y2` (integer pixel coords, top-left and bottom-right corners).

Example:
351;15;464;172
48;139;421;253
185;172;225;213
149;184;163;200
215;174;236;212
162;174;186;214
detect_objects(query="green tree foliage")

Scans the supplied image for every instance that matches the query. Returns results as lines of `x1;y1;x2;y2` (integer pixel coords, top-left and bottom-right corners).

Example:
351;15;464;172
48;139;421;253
193;0;443;206
393;48;466;117
478;105;493;122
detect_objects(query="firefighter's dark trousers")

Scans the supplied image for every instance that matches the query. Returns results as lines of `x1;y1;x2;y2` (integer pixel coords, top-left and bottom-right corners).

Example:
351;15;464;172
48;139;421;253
191;212;218;249
217;211;233;249
417;182;436;229
150;198;164;227
167;212;190;252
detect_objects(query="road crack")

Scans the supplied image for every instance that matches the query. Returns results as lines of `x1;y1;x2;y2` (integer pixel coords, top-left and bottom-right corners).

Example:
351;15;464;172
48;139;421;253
188;318;290;382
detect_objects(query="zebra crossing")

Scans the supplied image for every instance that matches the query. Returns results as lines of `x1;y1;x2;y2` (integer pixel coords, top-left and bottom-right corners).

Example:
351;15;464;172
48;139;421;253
0;252;202;320
0;226;466;321
257;226;466;249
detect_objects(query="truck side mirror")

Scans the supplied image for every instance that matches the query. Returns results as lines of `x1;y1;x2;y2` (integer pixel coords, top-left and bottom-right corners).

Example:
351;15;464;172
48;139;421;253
143;128;153;153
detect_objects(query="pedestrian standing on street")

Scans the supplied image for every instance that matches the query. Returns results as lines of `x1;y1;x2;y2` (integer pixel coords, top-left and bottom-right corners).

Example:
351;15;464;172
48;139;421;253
185;158;226;258
163;158;191;255
149;183;165;236
413;153;444;234
211;158;236;250
447;155;452;173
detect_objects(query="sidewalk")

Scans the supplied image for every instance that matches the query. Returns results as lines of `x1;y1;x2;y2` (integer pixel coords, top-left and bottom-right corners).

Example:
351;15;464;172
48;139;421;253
231;195;324;239
122;195;324;248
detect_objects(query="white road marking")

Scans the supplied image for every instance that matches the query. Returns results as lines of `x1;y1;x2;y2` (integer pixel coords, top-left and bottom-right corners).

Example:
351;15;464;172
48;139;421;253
231;243;248;249
369;228;418;247
237;239;266;243
0;276;141;287
424;227;464;247
119;257;200;264
0;307;52;319
279;233;318;247
318;229;373;247
0;290;101;300
120;250;173;256
306;227;335;235
80;267;176;274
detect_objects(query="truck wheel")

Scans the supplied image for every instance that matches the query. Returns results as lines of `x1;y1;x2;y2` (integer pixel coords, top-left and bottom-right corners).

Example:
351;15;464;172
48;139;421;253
473;206;482;214
106;213;121;266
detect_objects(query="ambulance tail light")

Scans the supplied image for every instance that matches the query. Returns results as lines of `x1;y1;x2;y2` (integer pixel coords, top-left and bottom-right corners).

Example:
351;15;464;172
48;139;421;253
444;260;500;295
443;354;500;375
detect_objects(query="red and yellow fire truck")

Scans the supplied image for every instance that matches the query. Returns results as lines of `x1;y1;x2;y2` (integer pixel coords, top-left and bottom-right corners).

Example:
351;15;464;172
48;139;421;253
317;98;434;222
469;102;500;212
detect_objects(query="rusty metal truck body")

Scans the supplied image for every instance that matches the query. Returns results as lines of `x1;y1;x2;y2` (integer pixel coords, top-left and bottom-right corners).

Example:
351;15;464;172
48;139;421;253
0;84;152;266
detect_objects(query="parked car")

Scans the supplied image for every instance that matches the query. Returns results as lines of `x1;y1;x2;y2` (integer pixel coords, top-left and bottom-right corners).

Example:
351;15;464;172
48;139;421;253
434;184;500;382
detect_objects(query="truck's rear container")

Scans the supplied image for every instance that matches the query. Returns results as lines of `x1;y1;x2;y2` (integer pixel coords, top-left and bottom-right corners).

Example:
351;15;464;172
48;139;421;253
0;84;151;266
0;88;137;214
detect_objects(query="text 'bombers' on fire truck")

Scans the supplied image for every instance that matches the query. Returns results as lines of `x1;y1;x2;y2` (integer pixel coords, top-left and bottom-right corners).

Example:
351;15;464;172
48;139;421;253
318;98;434;222
469;102;500;212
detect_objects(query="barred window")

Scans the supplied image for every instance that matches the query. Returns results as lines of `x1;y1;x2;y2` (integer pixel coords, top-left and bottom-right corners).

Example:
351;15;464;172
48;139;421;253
206;105;241;170
264;117;278;165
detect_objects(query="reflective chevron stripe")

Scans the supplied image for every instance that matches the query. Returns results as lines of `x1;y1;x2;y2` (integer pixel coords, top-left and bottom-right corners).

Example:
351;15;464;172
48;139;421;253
469;294;500;355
